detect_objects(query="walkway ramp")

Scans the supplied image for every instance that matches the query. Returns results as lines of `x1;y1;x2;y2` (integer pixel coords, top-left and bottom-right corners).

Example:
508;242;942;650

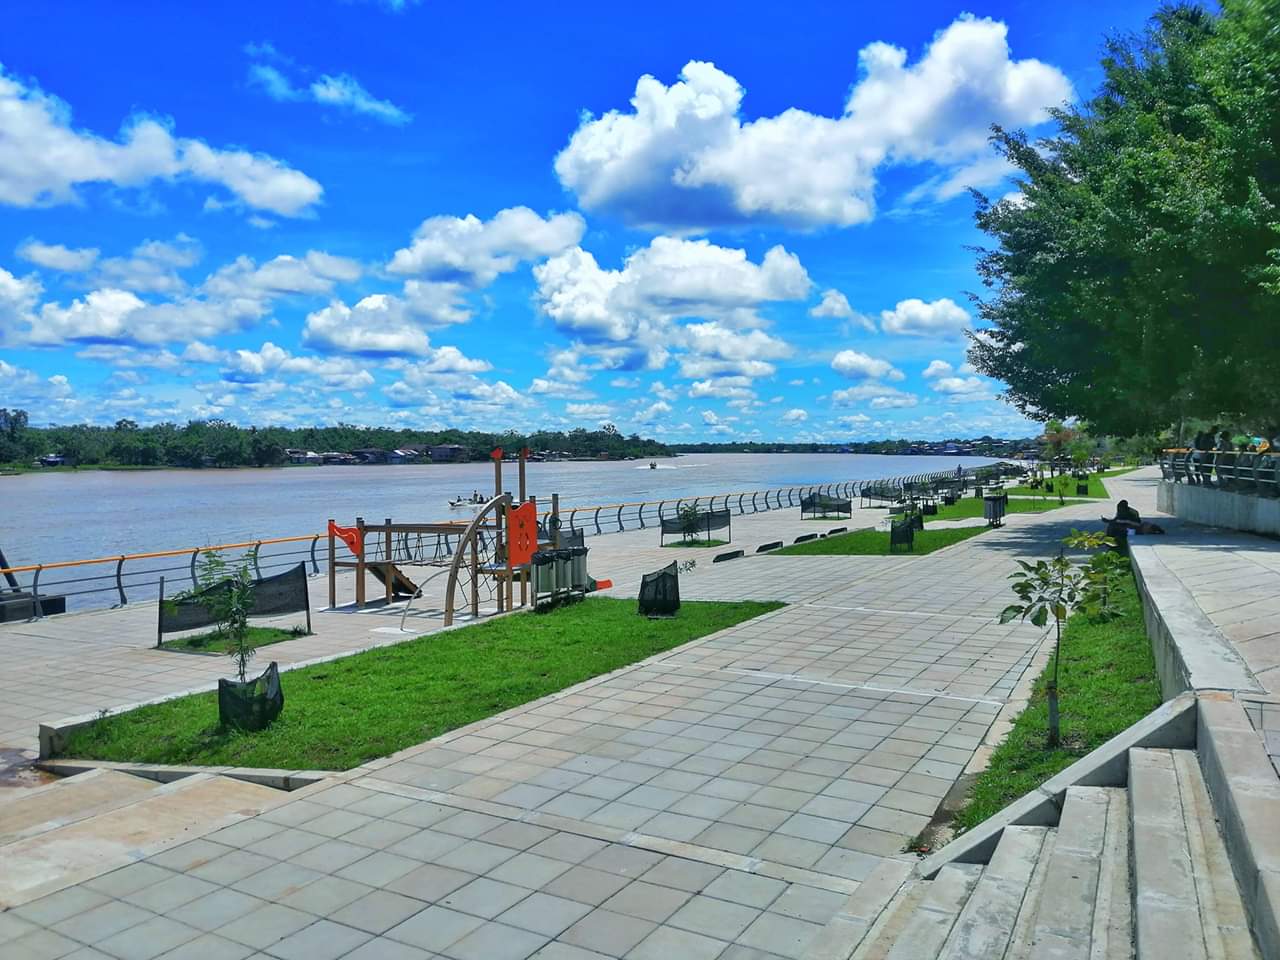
0;770;286;908
848;747;1261;959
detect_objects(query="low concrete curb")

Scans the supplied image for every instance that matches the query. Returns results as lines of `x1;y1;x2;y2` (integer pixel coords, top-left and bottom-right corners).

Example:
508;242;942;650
1196;695;1280;959
1129;544;1263;698
917;693;1197;878
34;758;332;791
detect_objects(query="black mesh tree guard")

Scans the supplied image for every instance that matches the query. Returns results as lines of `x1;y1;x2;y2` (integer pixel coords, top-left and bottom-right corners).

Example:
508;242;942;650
638;562;680;617
218;661;284;731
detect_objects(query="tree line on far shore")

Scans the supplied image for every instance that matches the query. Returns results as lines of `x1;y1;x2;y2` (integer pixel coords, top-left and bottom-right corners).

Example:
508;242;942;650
0;412;672;468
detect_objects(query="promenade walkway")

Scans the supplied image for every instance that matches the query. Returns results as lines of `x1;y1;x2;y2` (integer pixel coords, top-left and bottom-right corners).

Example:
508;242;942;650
0;492;1120;958
0;508;899;774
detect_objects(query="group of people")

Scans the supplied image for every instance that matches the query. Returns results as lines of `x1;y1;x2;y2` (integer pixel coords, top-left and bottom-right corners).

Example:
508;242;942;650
1186;426;1278;491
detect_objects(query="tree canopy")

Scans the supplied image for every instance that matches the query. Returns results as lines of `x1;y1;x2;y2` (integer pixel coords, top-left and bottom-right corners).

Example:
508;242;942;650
968;0;1280;436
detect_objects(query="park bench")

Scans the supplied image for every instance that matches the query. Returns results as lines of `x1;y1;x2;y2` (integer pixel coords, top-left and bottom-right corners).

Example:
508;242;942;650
889;521;914;553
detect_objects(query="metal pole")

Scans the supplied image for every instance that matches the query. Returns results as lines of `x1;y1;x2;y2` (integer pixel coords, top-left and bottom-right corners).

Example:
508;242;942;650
384;519;393;604
355;517;366;609
115;557;127;606
327;520;336;608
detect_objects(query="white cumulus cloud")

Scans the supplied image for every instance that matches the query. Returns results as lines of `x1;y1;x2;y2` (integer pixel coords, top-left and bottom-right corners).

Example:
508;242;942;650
880;297;971;337
0;67;323;216
831;349;904;381
554;17;1072;230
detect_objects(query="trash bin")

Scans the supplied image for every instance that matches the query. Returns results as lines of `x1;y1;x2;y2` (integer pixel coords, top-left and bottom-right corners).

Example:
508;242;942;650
983;495;1007;527
569;546;589;591
553;550;572;593
531;551;556;595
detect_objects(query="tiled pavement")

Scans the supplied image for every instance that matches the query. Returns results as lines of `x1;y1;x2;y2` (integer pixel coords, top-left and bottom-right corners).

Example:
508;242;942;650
0;495;1122;959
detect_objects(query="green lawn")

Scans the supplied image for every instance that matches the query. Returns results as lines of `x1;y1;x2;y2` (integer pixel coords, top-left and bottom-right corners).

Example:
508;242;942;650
951;573;1160;833
773;524;987;556
929;497;1086;523
1002;468;1134;499
161;625;306;655
663;538;729;548
57;597;782;770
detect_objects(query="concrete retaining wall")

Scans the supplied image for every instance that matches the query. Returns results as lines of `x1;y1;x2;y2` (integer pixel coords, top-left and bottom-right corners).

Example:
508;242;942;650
1129;545;1263;700
1158;481;1280;537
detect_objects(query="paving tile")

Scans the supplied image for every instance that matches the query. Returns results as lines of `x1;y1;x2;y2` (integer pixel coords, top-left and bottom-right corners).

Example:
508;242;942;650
92;915;201;960
337;850;422;887
601;880;692;923
14;886;112;927
232;862;324;902
109;870;215;916
627;924;732;960
168;889;265;932
218;903;315;950
330;890;428;934
277;875;374;915
701;872;786;909
541;865;633;906
386;905;484;953
488;851;574;889
387;863;476;902
580;845;664;879
443;921;550;960
440;877;532;919
560;909;656;955
5;929;84;959
265;918;372;960
736;911;825;958
498;891;595;937
342;938;436;960
152;932;254;960
53;900;153;945
769;885;846;924
668;894;761;940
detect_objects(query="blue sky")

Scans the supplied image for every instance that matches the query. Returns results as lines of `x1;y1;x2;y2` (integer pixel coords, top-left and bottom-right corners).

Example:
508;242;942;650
0;0;1153;441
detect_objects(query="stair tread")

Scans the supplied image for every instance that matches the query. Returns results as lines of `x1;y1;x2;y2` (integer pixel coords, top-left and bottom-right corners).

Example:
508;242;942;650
940;825;1048;960
1130;747;1209;960
0;769;157;843
1028;785;1117;960
1168;749;1260;960
885;863;984;960
0;774;284;908
1090;783;1132;960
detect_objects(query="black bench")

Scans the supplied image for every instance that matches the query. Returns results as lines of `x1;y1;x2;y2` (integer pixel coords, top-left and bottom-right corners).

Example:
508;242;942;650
713;549;744;563
756;541;783;553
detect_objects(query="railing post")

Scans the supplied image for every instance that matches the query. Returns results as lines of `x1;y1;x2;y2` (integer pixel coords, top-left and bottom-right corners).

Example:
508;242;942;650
593;507;602;536
638;504;646;529
568;509;578;532
616;505;624;532
738;493;745;514
751;492;758;512
31;565;43;618
115;557;127;606
658;500;666;522
310;535;320;574
190;549;200;590
252;543;263;580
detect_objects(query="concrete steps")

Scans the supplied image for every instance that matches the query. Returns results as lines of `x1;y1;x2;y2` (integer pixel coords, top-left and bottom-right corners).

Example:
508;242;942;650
1129;748;1258;960
0;768;158;844
854;747;1263;959
0;771;285;907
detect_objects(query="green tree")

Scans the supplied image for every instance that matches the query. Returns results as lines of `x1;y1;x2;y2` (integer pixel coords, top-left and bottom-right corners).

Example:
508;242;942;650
968;1;1280;435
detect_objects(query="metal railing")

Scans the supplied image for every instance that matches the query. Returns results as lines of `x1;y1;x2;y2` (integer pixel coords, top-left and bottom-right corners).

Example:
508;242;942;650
0;462;1020;616
1158;450;1280;496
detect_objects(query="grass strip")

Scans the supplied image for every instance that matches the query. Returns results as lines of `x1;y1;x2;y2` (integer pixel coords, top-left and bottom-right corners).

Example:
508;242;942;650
929;497;1086;523
57;597;781;770
773;525;987;556
1001;468;1135;499
951;573;1159;833
161;626;306;655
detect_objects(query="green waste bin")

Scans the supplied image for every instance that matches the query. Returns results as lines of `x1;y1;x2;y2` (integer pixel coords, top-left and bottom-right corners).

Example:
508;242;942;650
531;551;556;595
569;546;589;591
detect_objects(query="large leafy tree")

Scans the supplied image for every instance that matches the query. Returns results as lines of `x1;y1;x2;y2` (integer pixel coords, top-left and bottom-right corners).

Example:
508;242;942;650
969;1;1280;436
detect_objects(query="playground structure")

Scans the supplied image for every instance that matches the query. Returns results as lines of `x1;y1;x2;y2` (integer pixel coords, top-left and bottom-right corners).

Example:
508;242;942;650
327;448;574;626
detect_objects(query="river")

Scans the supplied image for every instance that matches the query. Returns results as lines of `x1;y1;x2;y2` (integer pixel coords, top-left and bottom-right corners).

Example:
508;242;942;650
2;453;996;569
